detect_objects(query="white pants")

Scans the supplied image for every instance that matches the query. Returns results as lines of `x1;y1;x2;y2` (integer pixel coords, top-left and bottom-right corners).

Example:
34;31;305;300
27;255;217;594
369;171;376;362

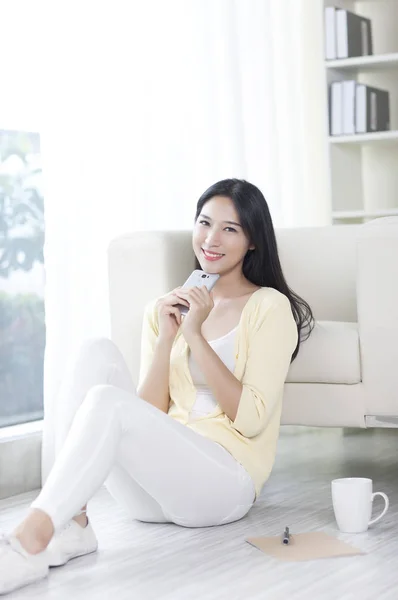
31;338;255;531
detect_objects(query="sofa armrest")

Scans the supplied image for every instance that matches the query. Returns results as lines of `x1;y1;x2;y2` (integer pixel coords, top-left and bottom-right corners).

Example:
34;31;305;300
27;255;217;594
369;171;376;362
108;230;195;382
356;218;398;416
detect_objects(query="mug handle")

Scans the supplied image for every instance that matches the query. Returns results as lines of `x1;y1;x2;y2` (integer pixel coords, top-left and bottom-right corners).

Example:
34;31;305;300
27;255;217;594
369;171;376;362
369;492;389;526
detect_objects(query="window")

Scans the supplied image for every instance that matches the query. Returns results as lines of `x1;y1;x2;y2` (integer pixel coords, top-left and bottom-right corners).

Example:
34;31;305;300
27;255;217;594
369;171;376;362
0;129;45;427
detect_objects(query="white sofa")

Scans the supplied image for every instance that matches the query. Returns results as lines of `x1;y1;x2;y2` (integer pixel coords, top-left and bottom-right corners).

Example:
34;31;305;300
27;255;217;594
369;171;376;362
108;217;398;429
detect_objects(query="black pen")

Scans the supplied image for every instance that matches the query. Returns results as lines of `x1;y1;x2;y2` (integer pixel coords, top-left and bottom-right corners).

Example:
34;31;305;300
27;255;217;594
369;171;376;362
282;526;291;545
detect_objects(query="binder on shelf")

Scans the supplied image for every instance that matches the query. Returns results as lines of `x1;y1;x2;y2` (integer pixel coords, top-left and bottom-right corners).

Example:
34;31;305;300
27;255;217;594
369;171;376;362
330;82;343;136
336;9;373;59
342;80;356;135
325;7;337;60
355;85;390;134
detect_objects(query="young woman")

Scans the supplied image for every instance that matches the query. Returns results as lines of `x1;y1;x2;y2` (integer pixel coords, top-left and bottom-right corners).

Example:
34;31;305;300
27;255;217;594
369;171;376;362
0;178;313;595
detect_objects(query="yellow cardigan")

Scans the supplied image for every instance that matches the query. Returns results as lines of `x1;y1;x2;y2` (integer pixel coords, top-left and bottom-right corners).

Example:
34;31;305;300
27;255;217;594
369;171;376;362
139;287;298;499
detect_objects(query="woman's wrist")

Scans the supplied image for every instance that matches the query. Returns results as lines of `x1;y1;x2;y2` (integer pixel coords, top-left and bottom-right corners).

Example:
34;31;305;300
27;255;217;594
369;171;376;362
183;330;205;347
156;334;175;351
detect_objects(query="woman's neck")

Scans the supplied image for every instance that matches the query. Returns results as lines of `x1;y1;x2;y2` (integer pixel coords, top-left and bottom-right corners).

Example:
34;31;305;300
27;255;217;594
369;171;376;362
211;270;257;301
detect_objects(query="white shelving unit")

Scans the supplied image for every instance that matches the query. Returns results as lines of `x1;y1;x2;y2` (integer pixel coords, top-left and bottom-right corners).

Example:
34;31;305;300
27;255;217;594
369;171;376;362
332;208;398;220
324;0;398;224
326;51;398;72
329;130;398;144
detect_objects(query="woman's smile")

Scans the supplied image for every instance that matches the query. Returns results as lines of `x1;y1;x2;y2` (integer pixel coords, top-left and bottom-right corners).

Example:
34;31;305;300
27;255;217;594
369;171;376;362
201;248;225;262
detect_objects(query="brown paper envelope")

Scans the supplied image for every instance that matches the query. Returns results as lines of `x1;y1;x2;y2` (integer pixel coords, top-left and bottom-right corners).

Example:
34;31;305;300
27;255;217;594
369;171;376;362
246;531;365;562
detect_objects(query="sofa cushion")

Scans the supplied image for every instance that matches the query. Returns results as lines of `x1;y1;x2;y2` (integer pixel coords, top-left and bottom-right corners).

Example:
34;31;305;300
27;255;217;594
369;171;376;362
286;321;361;384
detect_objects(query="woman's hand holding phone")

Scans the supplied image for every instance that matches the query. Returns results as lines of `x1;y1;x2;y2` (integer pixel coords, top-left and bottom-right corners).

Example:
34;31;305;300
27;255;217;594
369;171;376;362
155;290;189;342
156;271;218;343
174;286;214;342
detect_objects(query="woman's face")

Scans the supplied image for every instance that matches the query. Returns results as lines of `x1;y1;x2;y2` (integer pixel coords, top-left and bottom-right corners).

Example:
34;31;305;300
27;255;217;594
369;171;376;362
192;195;254;275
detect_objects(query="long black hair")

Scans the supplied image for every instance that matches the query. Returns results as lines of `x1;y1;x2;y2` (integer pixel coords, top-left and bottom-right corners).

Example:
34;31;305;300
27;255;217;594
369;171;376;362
194;178;314;362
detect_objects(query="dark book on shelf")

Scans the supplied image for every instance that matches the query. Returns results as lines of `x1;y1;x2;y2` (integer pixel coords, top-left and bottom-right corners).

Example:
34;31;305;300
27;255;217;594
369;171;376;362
355;85;390;133
336;9;373;59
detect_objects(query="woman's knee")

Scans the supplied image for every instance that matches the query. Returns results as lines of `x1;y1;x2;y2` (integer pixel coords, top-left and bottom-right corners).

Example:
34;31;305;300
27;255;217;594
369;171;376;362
76;337;118;365
83;384;119;413
68;338;123;381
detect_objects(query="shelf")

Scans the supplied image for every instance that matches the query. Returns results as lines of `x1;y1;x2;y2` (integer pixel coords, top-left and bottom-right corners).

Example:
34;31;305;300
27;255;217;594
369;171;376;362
324;1;398;226
332;209;398;220
329;130;398;145
326;52;398;73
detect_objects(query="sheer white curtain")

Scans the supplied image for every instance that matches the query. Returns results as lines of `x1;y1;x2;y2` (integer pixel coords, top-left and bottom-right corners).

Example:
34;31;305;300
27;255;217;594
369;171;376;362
40;0;330;480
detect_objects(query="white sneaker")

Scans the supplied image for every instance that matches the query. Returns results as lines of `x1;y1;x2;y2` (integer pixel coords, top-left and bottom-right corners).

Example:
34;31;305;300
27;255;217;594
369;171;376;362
46;519;98;567
0;533;49;595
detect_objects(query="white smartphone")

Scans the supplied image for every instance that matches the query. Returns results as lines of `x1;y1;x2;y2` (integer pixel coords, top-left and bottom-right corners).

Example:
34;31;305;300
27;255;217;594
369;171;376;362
175;270;220;315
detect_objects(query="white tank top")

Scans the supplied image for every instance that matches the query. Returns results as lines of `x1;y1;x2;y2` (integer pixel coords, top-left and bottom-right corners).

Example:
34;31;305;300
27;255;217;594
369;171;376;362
188;327;238;421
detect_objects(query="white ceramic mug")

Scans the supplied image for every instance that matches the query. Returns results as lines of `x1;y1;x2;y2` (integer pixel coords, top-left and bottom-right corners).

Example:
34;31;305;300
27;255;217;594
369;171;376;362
331;477;389;533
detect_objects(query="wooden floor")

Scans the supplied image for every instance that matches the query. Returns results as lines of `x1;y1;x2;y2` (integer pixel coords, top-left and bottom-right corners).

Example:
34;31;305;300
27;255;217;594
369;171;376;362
1;426;398;600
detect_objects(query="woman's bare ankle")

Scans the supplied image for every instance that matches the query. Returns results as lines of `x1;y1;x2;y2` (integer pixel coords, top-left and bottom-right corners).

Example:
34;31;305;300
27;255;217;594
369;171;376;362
72;513;88;528
13;509;54;554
